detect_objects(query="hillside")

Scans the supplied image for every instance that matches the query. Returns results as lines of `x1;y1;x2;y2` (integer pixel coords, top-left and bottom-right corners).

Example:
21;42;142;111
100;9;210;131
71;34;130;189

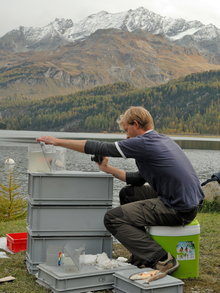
1;70;220;135
0;29;220;99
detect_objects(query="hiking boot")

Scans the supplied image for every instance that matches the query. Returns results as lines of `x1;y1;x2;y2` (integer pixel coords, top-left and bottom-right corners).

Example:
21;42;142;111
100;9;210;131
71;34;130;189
155;253;180;275
127;254;144;268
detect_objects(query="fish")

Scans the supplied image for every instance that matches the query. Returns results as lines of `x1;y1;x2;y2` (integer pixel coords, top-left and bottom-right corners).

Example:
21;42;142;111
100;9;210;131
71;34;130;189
129;269;159;280
144;271;166;284
54;159;64;168
129;270;166;284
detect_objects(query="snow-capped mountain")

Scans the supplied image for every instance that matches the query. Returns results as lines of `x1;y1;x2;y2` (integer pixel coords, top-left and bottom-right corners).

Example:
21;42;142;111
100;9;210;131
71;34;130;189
63;7;207;42
1;6;220;56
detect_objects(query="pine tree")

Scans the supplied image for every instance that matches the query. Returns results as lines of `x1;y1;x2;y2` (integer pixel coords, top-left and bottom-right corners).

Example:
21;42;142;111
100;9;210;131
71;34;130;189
0;166;27;222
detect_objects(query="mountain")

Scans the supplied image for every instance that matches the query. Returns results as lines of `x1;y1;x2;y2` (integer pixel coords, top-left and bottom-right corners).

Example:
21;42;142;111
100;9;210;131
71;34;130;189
1;7;220;59
1;7;220;98
0;29;220;99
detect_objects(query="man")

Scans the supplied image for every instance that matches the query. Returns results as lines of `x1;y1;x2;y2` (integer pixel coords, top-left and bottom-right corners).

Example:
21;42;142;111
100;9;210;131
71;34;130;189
36;106;204;275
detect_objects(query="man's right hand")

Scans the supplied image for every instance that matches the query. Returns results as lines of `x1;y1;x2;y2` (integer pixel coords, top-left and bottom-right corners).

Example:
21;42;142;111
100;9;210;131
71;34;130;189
36;136;59;146
96;156;109;173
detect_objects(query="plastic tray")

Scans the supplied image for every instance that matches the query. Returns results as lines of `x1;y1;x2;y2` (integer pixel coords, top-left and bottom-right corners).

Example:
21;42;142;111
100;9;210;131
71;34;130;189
27;203;111;237
6;232;27;253
26;232;113;273
36;263;136;293
113;268;184;293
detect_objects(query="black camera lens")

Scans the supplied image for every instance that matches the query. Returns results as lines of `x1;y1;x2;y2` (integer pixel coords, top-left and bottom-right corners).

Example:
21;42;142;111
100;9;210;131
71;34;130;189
91;155;103;163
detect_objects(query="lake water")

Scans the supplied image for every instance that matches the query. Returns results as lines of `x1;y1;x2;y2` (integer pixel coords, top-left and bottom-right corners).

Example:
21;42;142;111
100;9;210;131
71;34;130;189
0;130;220;208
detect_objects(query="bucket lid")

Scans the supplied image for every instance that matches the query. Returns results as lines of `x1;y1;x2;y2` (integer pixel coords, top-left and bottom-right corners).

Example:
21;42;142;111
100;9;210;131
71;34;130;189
187;219;199;226
148;219;200;236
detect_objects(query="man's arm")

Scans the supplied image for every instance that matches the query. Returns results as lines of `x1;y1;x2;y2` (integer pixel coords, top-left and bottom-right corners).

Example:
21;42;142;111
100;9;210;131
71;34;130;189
97;157;126;182
97;159;146;185
36;136;87;153
36;136;140;184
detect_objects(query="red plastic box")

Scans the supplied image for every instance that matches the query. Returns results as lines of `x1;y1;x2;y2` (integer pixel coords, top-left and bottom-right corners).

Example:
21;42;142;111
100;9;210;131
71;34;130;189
6;232;27;253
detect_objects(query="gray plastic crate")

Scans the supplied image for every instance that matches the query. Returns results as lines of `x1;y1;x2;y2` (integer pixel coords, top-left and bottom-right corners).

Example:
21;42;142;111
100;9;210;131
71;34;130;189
27;202;111;237
28;171;113;205
113;268;184;293
26;256;38;275
36;263;136;293
26;232;113;270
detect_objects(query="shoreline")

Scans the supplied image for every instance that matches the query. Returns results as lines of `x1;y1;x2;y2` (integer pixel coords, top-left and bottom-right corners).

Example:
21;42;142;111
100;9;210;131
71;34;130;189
1;130;220;154
1;129;220;137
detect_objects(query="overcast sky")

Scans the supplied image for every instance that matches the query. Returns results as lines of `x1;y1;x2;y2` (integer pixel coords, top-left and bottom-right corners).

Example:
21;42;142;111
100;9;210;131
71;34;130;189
1;0;220;37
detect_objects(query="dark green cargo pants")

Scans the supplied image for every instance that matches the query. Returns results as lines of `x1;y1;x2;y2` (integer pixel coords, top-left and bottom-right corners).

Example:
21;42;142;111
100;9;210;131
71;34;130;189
104;185;198;268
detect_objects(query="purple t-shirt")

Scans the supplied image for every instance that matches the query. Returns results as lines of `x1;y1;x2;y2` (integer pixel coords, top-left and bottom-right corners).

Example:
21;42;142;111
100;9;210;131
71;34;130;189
115;130;204;211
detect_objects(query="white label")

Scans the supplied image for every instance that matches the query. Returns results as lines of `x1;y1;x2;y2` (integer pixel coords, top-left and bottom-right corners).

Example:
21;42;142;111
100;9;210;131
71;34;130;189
176;241;195;260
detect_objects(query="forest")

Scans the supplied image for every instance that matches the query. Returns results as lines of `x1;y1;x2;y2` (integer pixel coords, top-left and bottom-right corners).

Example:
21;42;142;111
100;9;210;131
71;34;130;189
1;70;220;135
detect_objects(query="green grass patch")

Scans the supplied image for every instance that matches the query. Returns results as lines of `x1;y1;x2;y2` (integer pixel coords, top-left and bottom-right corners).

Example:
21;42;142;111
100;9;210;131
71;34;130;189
199;199;220;213
0;214;219;292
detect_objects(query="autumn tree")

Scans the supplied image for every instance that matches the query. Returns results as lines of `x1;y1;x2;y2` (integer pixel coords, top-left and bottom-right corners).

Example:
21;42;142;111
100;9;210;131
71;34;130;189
0;166;27;222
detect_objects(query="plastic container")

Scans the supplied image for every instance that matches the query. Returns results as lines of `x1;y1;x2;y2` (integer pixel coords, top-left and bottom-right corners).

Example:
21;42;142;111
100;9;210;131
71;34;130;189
26;231;113;274
28;143;66;173
27;203;111;237
26;232;113;266
28;171;113;205
36;263;136;293
26;256;38;275
148;219;200;279
63;243;85;273
113;268;184;293
6;232;27;253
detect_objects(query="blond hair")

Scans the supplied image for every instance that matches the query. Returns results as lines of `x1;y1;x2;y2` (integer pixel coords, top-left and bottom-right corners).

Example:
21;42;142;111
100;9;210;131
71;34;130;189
117;106;154;131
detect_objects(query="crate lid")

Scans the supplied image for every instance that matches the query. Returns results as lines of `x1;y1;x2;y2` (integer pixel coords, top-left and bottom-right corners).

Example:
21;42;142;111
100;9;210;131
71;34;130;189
148;219;200;236
28;170;113;178
37;263;135;280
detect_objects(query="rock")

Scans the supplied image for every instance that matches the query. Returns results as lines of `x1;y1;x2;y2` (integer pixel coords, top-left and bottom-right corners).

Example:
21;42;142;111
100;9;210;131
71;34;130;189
202;181;220;203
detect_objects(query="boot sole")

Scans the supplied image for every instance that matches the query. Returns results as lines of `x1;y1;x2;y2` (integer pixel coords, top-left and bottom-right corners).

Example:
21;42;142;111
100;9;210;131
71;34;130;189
164;260;180;275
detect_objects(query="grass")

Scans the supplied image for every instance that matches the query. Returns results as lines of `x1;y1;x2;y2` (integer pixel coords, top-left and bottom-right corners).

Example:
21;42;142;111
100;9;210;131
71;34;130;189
0;213;219;293
199;199;220;213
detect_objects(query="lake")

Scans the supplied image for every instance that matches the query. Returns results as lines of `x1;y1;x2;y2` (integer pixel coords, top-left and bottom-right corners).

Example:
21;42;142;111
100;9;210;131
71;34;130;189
0;130;220;208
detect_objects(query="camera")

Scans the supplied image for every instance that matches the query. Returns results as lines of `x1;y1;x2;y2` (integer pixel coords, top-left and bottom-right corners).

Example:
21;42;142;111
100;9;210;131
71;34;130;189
91;155;103;163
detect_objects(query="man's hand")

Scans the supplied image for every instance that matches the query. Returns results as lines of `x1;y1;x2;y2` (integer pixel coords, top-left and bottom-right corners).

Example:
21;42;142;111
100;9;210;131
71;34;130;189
36;136;86;153
96;156;109;173
36;136;59;146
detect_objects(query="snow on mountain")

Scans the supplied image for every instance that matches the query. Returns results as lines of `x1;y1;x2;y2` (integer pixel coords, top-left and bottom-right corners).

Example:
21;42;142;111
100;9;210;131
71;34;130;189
1;6;220;54
63;10;128;42
51;18;74;34
20;26;58;42
62;7;207;43
170;27;202;41
122;7;163;33
14;18;74;42
193;24;220;41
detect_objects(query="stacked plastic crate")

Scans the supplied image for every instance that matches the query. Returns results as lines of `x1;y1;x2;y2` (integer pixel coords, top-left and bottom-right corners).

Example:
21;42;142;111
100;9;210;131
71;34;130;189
26;171;114;275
